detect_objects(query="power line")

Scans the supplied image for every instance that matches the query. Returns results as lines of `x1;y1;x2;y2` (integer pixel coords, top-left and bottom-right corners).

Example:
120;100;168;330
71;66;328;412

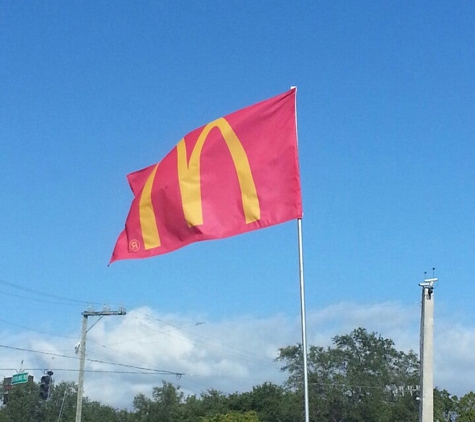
0;317;77;340
0;344;184;376
0;368;181;376
0;278;123;308
0;279;93;305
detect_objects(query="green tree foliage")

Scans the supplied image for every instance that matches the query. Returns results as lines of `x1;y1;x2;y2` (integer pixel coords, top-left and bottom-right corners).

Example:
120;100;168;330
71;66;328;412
433;388;457;422
201;410;260;422
199;389;230;417
457;391;475;422
133;381;185;422
0;381;41;422
0;379;135;422
226;382;301;422
42;381;78;422
277;327;420;422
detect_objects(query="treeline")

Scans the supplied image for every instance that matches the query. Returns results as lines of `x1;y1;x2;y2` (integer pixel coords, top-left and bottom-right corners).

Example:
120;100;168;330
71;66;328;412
1;328;473;422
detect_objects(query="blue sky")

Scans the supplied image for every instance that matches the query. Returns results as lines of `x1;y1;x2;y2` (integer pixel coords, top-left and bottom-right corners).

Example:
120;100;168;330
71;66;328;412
1;0;474;408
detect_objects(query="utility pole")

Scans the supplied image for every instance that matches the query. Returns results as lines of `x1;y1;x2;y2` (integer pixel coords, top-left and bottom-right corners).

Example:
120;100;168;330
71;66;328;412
75;306;126;422
419;275;437;422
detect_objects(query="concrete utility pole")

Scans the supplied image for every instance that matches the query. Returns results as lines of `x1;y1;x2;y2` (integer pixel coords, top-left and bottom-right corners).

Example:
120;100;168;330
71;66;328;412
75;306;126;422
419;276;437;422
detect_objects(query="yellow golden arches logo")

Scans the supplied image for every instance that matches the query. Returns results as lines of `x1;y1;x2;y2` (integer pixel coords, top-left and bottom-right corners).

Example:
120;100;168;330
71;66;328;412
178;118;260;227
139;163;161;249
138;117;260;250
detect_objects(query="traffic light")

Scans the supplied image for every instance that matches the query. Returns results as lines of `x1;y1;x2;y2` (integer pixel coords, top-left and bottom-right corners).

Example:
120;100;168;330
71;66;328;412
39;371;53;400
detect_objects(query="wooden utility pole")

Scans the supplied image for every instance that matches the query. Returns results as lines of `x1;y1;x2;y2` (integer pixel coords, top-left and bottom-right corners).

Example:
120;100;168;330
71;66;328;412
75;307;126;422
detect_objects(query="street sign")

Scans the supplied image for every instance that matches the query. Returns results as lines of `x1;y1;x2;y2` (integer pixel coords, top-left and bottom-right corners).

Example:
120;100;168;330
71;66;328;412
11;372;28;385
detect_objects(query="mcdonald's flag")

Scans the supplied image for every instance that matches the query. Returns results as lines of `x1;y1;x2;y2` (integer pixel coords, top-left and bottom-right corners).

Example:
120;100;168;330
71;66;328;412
110;88;302;263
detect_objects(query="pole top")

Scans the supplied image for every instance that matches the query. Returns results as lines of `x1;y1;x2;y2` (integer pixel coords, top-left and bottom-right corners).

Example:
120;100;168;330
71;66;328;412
419;278;438;288
420;268;438;289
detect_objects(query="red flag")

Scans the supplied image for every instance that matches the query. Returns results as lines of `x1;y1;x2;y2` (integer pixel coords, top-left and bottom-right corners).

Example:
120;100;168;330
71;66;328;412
110;88;302;263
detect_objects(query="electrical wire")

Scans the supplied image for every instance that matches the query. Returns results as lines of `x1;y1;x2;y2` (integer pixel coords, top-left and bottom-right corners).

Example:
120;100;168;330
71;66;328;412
0;279;96;306
0;368;181;375
0;317;77;340
0;344;184;376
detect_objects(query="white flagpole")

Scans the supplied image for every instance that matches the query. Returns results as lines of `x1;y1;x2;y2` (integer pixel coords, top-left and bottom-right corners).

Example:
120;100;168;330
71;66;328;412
292;85;310;422
297;218;310;422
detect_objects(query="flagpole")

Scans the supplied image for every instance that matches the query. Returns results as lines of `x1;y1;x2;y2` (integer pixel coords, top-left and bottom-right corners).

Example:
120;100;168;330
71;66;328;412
297;218;310;422
292;85;310;422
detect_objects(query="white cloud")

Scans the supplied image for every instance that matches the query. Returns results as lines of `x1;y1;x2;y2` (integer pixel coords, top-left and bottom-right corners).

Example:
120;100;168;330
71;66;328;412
0;301;472;410
434;321;475;394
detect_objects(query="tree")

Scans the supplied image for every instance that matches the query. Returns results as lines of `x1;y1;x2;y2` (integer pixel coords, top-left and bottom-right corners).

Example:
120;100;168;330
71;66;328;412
242;382;300;422
133;381;184;422
277;327;420;422
0;380;132;422
199;389;231;417
201;410;260;422
82;400;119;421
41;381;78;422
433;388;457;422
457;392;475;422
0;380;42;422
181;394;206;421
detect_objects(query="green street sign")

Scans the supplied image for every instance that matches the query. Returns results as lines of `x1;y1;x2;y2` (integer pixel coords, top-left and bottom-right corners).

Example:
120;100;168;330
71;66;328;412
11;372;28;385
